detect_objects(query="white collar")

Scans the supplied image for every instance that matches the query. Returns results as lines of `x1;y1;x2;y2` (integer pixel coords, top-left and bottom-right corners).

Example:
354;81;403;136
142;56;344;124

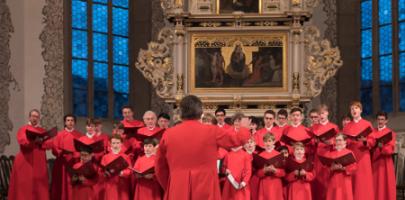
65;127;74;132
231;146;243;152
265;125;273;131
86;132;95;138
378;126;386;131
278;123;287;128
28;121;40;127
291;123;301;128
265;146;275;152
353;117;362;123
320;120;329;125
112;149;120;154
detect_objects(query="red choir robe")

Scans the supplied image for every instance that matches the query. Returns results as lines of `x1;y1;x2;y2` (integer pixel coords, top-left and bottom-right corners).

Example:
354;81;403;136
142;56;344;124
254;126;283;150
371;127;396;200
217;147;228;191
343;119;375;200
121;119;144;161
325;148;357;200
8;124;53;200
155;120;251;200
71;161;99;200
256;150;285;200
221;147;252;200
100;152;132;200
137;126;165;141
95;132;110;152
245;151;260;200
133;154;162;200
282;125;313;155
218;123;232;130
50;129;82;200
310;122;338;200
285;158;315;200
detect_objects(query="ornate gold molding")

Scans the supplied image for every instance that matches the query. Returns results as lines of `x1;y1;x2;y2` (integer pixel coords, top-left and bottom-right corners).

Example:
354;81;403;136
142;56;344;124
303;26;343;97
135;28;175;99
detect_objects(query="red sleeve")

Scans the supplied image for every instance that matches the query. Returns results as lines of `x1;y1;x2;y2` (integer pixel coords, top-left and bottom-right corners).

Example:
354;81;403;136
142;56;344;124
155;134;170;190
344;162;357;175
273;168;286;178
285;171;297;182
52;133;63;157
120;155;132;177
380;132;396;155
41;138;54;150
216;127;250;150
17;127;33;148
242;154;252;183
303;170;315;181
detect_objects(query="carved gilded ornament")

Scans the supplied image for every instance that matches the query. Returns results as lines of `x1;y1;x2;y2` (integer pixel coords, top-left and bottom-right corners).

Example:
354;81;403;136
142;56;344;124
303;26;343;97
136;28;175;99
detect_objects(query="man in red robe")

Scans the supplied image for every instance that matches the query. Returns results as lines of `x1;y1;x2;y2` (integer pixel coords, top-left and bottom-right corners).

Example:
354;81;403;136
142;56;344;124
137;110;165;141
155;95;251;200
282;107;313;155
215;108;232;129
50;114;83;200
254;110;283;150
8;109;53;200
342;101;375;200
371;111;396;200
120;105;144;162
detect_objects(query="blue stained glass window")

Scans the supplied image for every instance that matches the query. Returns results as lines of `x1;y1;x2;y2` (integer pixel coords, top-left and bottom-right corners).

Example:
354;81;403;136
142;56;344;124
113;36;128;65
72;0;87;29
361;0;372;29
72;30;88;58
93;4;108;33
113;7;128;36
380;55;393;112
400;22;405;51
93;33;108;62
361;59;373;82
94;62;108;118
379;25;392;55
400;53;405;111
361;30;372;58
72;59;88;116
379;0;392;25
93;0;108;3
113;65;129;118
361;58;373;115
400;0;405;20
113;0;129;8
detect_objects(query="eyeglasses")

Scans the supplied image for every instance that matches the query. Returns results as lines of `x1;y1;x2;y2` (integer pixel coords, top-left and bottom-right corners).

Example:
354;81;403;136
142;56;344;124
264;117;274;120
216;114;225;117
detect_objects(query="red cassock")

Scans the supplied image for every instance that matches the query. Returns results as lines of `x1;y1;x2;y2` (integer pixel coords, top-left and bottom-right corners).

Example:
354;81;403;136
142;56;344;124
218;123;232;130
137;126;165;141
371;127;396;200
310;122;339;200
8;125;53;200
325;148;357;200
121;119;144;161
256;150;285;200
71;161;99;200
100;152;132;200
282;125;313;155
95;132;110;152
133;154;162;200
247;152;260;200
285;158;315;200
155;120;250;200
254;126;283;150
221;148;252;200
343;119;375;200
50;129;82;200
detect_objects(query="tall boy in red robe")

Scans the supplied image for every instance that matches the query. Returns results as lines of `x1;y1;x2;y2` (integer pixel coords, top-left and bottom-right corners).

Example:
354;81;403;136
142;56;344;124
215;108;232;129
133;138;162;200
342;101;375;200
282;107;313;155
255;110;283;150
244;138;259;200
285;142;314;200
371;111;396;200
256;133;285;200
8;109;53;200
276;109;289;132
310;104;339;200
324;134;357;200
100;134;132;200
51;114;83;200
120;105;144;162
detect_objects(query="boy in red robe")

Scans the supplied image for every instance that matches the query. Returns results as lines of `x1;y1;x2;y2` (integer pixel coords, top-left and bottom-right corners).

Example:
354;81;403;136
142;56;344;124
157;113;171;129
94;119;110;153
8;109;53;200
285;142;314;200
276;109;289;132
325;133;357;200
100;134;132;200
255;110;283;150
51;114;83;200
133;138;162;200
342;101;375;200
311;104;339;200
282;107;313;155
120;105;144;162
215;108;232;129
71;137;100;200
244;138;259;200
256;133;285;200
371;111;396;200
308;108;320;128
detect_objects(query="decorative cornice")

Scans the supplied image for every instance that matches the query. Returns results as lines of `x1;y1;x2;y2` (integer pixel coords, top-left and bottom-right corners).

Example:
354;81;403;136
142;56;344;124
39;0;64;129
0;0;16;153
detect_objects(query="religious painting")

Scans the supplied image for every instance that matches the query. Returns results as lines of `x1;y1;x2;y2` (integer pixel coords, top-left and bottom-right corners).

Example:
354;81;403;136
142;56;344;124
189;32;288;94
218;0;260;13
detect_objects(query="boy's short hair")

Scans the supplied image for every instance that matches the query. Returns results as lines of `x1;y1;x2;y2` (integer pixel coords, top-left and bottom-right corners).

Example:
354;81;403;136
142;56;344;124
264;109;276;117
350;101;363;111
276;145;288;152
249;116;260;126
290;107;303;114
158;112;171;120
293;142;305;149
110;134;123;142
231;112;245;124
215;108;226;116
277;109;288;118
263;133;275;142
202;113;218;125
94;118;102;125
86;118;95;126
335;133;347;140
144;138;159;146
376;111;388;119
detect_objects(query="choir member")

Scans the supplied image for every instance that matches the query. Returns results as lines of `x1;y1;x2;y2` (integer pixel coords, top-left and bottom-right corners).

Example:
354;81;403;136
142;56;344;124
157;113;171;129
133;138;162;200
243;138;259;200
341;113;352;129
285;142;314;200
94;119;109;153
311;104;339;200
325;134;357;200
120;105;144;161
100;134;132;200
201;112;218;125
138;111;164;141
282;107;313;154
276;145;290;200
8;109;53;200
308;108;320;127
71;137;99;200
276;109;289;132
371;111;396;200
215;107;231;129
255;110;282;150
50;114;82;200
342;101;375;200
256;133;285;200
155;95;251;200
249;116;260;135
